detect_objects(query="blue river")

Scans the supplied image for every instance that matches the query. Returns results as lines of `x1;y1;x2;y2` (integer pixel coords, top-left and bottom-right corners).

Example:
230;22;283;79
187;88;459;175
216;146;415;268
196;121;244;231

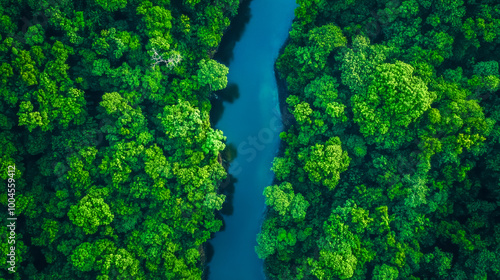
207;0;297;279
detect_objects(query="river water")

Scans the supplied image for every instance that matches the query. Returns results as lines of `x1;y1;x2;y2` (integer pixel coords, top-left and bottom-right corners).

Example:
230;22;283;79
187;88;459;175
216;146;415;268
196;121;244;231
207;0;296;279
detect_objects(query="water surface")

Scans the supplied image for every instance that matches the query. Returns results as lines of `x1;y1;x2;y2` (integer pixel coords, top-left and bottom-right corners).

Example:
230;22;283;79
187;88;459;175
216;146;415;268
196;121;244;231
207;0;297;279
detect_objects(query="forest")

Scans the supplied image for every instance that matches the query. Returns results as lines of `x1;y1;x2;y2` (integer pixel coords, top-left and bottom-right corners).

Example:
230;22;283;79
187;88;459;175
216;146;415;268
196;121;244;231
0;0;238;279
257;0;500;279
1;0;500;279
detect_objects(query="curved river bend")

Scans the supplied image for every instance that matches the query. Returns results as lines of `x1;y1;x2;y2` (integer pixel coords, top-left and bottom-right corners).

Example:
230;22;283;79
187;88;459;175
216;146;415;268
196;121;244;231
207;0;297;279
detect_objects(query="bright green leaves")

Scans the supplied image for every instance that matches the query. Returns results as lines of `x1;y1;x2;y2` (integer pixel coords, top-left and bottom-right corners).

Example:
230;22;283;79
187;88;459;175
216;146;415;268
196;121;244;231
372;264;399;280
99;141;144;187
277;23;347;93
203;192;225;211
351;61;434;148
49;10;86;44
196;59;229;92
100;91;129;115
434;99;492;157
159;100;203;143
307;24;347;69
255;218;278;259
277;228;297;248
462;5;500;46
256;217;299;262
137;1;172;39
340;36;388;95
304;75;347;125
196;5;230;48
70;239;141;278
99;91;152;145
310;249;358;280
95;0;127;12
92;28;139;59
56;87;87;128
263;182;310;222
66;148;97;192
71;242;96;272
290;193;309;221
50;40;73;69
309;200;375;280
304;74;339;108
202;128;226;155
271;156;294;181
185;248;200;265
264;182;295;216
301;137;350;190
0;62;14;89
370;61;431;126
1;0;235;278
292;102;313;125
469;60;500;94
92;59;111;76
143;145;170;180
262;1;500;280
17;101;47;132
157;99;226;165
309;24;347;48
68;194;114;234
428;108;441;124
12;48;38;86
14;41;85;132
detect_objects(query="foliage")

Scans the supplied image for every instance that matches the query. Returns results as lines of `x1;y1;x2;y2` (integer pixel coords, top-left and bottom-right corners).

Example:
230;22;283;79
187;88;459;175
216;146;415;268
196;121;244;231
0;0;236;278
258;1;500;279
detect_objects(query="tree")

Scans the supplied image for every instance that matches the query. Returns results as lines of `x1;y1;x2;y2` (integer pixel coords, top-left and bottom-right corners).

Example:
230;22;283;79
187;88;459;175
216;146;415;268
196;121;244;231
372;264;399;280
0;0;240;278
290;193;309;221
263;182;295;216
67;194;114;234
95;0;127;12
24;24;45;46
301;137;350;190
351;60;435;148
158;100;204;147
196;59;229;91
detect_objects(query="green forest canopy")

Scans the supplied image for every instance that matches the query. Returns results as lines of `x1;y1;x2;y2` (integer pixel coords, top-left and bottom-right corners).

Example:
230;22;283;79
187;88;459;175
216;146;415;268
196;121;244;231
1;0;500;279
257;0;500;279
0;0;237;279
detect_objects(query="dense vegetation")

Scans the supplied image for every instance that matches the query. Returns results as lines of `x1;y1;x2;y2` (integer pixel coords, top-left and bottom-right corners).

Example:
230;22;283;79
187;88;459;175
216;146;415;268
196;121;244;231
257;0;500;279
0;0;239;279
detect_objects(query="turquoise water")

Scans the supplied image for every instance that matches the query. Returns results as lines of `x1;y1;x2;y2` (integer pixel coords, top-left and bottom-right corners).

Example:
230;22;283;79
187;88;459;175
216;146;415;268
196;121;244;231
207;0;297;279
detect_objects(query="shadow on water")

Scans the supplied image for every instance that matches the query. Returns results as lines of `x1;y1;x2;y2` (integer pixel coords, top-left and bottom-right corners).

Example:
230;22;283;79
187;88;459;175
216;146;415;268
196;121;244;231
202;242;214;280
222;142;238;162
216;142;238;217
213;0;252;66
218;174;236;217
210;83;240;126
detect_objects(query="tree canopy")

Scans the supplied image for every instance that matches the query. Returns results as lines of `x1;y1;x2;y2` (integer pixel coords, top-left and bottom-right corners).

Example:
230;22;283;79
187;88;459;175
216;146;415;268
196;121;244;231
258;1;500;279
0;0;234;278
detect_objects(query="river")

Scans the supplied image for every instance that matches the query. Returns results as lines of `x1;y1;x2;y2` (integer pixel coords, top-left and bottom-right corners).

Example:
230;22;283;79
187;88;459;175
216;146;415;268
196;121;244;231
207;0;297;279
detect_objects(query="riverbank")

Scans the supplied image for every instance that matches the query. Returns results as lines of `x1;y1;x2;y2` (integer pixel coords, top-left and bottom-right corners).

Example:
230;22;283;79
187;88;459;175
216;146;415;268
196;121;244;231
273;33;295;160
205;0;297;278
259;22;297;280
201;2;250;278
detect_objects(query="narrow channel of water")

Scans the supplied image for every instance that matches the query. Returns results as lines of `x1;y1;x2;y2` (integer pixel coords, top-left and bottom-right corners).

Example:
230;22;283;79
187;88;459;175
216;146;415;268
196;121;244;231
207;0;297;279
